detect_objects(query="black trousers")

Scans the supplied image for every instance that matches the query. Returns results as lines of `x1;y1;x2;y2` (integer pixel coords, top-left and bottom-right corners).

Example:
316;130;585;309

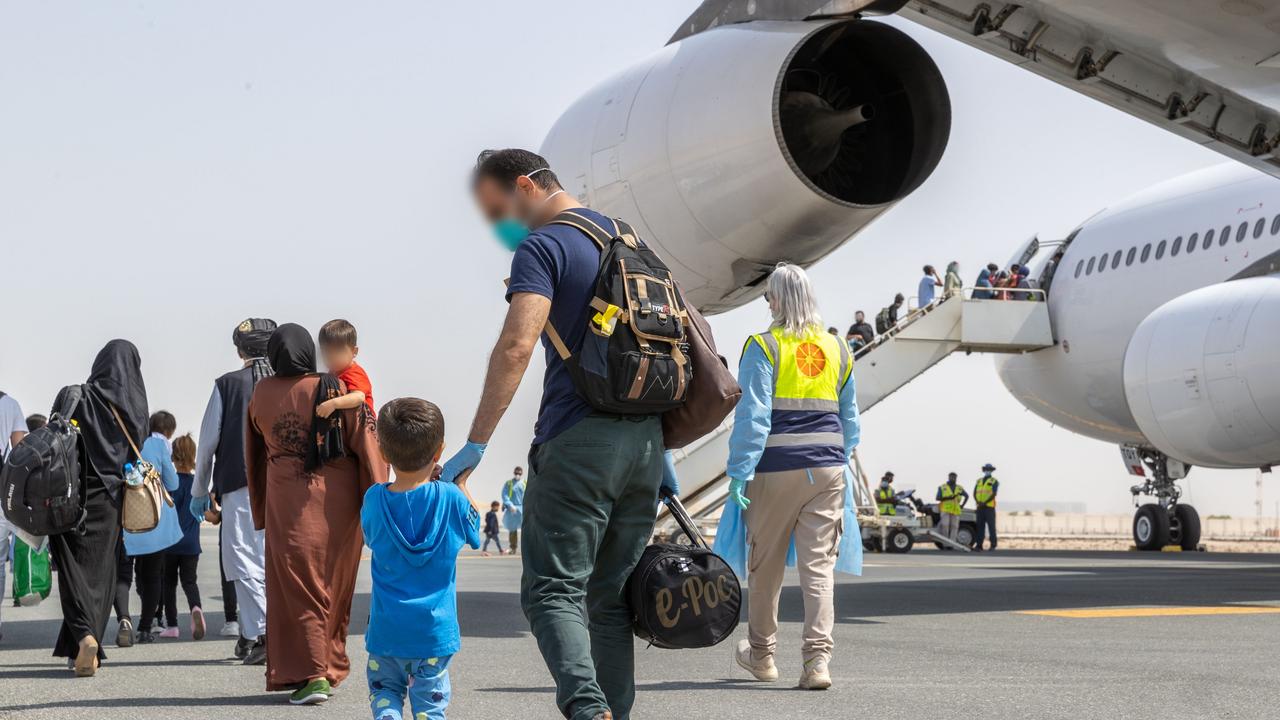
113;541;133;624
162;554;202;625
975;506;998;549
50;480;120;661
132;552;165;633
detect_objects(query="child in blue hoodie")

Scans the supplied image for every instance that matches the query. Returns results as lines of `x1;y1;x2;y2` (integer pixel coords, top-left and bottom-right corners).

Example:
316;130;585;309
362;398;481;720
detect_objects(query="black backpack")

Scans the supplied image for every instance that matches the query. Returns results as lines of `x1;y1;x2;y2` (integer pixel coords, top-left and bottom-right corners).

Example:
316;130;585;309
627;488;741;650
543;210;691;415
1;386;86;536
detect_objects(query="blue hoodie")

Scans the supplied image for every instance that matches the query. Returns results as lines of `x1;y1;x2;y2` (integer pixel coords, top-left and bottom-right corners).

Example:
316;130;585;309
361;480;481;659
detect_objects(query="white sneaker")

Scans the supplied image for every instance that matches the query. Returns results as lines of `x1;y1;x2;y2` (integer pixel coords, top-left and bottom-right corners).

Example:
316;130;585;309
219;620;240;638
799;658;832;690
734;639;778;682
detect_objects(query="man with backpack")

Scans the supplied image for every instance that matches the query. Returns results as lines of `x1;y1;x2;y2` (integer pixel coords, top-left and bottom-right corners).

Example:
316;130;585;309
0;390;29;640
441;148;678;720
875;293;905;334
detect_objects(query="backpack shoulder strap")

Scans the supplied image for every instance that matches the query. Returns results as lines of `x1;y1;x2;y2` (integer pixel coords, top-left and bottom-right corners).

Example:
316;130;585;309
547;210;614;251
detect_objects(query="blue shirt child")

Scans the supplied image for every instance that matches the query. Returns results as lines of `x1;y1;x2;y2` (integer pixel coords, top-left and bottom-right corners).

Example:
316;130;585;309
361;480;481;660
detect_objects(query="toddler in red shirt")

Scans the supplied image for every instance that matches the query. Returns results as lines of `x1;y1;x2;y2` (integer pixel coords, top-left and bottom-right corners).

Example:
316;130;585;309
317;318;375;417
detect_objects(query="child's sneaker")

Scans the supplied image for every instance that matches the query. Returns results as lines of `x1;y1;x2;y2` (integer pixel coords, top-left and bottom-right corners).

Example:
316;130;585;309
190;606;206;640
289;678;331;705
159;626;180;639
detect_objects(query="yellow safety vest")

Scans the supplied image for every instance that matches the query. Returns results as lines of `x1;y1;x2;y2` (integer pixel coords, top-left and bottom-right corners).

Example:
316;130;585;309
974;476;997;508
747;327;853;472
938;483;965;515
875;486;896;515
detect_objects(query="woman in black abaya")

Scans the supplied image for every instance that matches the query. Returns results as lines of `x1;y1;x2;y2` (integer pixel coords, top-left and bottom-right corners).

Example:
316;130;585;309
49;339;148;676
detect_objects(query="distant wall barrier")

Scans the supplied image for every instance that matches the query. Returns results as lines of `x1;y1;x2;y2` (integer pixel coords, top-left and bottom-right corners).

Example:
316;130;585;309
997;512;1280;541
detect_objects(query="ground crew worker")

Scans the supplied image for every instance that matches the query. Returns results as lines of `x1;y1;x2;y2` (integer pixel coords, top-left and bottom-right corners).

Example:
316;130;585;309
875;472;896;515
712;262;862;691
936;472;969;545
973;463;999;551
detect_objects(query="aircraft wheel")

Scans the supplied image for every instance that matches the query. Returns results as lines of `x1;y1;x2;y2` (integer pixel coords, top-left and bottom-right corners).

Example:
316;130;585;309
1173;504;1201;551
886;529;914;553
1133;503;1170;551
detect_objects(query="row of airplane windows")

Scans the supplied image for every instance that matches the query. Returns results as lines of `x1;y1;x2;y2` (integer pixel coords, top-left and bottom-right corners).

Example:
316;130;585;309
1073;214;1280;278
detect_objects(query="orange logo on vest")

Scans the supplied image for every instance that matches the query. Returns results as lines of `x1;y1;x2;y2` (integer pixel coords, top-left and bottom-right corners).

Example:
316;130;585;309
795;342;827;377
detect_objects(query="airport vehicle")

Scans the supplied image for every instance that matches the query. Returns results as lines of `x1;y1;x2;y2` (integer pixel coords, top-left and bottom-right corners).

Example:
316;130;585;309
860;488;977;553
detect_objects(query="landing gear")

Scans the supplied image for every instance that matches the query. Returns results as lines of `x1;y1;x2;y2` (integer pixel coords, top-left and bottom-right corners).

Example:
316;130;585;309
1127;448;1200;551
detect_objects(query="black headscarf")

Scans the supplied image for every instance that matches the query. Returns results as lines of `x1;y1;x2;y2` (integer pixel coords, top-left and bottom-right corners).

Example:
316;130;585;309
234;318;277;384
266;324;345;470
56;339;149;497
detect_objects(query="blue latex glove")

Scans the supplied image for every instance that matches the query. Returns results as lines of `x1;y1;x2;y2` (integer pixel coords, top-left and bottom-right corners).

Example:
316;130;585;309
660;451;680;497
439;441;488;484
189;495;210;521
728;477;751;510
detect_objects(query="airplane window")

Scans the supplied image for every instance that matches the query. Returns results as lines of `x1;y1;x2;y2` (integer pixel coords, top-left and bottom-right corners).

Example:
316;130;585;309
1111;252;1121;270
1074;259;1084;278
1255;218;1266;239
1172;236;1183;256
1097;253;1108;273
1216;226;1227;248
1141;243;1151;262
1155;240;1165;260
1272;214;1280;235
1125;247;1136;266
1236;222;1247;243
1086;256;1096;275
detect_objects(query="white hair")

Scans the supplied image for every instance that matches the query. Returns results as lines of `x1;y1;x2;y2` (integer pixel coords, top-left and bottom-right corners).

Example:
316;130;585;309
766;262;823;337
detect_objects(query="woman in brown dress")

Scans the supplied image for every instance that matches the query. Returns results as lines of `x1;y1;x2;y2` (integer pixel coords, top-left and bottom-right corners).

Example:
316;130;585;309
245;323;387;702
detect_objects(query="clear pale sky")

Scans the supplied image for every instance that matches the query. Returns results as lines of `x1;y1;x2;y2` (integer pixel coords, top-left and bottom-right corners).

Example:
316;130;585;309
2;2;1275;518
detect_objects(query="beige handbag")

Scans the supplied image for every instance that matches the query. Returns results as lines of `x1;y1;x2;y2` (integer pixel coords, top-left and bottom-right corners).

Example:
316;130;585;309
110;404;173;533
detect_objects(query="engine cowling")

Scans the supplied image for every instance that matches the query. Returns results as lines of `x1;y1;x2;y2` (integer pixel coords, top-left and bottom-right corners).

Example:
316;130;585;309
540;18;950;313
1123;275;1280;468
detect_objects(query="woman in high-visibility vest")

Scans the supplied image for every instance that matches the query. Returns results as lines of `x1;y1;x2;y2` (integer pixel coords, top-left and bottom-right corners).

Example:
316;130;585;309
712;263;861;692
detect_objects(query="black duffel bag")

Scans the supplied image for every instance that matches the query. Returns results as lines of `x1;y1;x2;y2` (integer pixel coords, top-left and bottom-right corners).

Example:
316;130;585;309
627;487;741;650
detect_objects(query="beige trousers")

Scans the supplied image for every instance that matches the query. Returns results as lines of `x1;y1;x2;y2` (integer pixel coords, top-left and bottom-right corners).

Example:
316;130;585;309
744;465;844;663
937;512;960;541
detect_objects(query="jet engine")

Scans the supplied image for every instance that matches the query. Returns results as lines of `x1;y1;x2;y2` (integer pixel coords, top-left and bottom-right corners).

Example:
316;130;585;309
1123;275;1280;468
540;18;950;313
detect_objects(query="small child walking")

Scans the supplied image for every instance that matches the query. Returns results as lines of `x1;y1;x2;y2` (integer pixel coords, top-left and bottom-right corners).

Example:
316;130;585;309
481;501;504;556
362;398;481;720
161;434;205;640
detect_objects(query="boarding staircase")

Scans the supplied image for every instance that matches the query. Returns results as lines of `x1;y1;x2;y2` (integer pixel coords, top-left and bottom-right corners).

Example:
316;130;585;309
656;291;1054;538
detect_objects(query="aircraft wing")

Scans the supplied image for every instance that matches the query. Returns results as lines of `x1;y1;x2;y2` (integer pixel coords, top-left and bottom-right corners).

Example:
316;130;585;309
898;1;1280;178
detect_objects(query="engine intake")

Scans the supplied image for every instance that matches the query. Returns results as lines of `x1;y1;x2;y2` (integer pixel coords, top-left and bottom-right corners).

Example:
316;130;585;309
540;19;950;313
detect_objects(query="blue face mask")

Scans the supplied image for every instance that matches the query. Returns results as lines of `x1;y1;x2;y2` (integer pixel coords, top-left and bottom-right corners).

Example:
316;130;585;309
493;218;531;251
490;167;562;252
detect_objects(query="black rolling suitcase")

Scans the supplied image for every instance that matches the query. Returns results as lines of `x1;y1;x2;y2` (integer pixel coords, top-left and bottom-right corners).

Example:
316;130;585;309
626;487;741;650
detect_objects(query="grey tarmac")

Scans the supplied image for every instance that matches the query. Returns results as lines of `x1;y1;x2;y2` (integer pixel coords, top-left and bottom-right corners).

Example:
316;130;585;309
1;527;1278;719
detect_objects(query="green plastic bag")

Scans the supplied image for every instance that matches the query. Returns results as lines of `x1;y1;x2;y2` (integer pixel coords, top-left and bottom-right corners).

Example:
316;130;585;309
12;538;52;605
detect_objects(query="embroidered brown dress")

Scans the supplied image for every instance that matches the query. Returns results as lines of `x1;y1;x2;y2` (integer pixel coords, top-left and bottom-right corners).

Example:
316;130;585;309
245;372;386;691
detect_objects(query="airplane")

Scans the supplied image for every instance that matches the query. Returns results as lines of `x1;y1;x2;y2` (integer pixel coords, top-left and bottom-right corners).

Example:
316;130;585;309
537;1;1280;550
1000;161;1280;550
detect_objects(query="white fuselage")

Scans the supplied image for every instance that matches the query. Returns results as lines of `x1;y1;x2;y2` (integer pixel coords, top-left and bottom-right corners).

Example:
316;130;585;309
998;163;1280;458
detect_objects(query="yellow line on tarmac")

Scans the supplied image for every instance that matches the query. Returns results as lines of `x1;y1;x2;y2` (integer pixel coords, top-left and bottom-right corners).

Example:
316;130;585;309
1018;606;1280;619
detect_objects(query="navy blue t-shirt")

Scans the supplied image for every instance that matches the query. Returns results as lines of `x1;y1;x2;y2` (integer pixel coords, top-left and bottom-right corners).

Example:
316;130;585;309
506;207;612;445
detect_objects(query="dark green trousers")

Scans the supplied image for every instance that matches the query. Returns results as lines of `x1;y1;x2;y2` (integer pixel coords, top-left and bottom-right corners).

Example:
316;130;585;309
520;414;663;720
